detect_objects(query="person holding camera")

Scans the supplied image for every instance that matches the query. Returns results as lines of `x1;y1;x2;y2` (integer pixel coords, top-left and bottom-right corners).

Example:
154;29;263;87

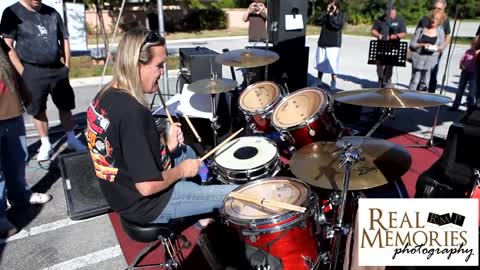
314;0;346;91
243;0;267;42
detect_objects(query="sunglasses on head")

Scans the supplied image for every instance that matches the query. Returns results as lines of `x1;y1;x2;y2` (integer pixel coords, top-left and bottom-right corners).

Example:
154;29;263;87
141;31;162;48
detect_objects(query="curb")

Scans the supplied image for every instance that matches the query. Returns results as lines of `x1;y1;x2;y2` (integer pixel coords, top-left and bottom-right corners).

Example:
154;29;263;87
70;70;180;88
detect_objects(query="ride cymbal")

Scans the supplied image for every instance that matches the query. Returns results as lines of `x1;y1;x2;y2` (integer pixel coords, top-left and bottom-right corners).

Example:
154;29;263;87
215;48;279;68
333;88;452;108
289;137;412;190
187;78;238;95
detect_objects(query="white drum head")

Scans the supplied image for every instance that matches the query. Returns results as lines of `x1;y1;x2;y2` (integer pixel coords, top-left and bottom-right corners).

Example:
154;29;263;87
272;88;327;129
214;136;277;171
239;81;281;113
224;178;309;220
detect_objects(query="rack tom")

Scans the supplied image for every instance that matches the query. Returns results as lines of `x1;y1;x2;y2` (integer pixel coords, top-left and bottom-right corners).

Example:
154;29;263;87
272;88;340;149
239;81;283;133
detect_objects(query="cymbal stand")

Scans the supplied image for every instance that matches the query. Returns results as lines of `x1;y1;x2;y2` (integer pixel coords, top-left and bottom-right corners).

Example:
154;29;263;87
210;93;220;147
365;107;393;138
329;143;360;270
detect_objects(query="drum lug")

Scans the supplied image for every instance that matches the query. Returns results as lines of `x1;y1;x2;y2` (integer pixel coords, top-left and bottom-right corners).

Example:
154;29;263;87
302;255;314;269
307;124;316;137
280;132;294;145
249;235;258;243
249;122;260;133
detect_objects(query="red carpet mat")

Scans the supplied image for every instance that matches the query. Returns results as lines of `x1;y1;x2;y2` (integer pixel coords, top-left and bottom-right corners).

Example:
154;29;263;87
388;133;443;198
109;133;443;268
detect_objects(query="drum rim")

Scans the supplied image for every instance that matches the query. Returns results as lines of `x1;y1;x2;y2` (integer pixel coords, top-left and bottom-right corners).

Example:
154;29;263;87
222;177;311;227
271;87;332;130
239;81;283;115
214;136;280;183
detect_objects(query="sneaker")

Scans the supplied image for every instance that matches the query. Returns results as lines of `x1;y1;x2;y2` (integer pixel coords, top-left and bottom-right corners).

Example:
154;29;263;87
330;80;336;91
29;192;52;205
67;138;87;152
0;220;18;238
37;144;53;161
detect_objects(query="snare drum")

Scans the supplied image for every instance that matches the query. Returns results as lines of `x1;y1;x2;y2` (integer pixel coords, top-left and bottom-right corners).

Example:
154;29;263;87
223;177;319;270
272;88;340;149
239;81;283;133
214;136;281;184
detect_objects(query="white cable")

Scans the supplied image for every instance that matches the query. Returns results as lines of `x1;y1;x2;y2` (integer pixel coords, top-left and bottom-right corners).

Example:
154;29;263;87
97;0;127;92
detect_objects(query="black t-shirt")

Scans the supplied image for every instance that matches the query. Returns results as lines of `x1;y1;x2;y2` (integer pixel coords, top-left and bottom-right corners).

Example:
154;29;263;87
86;89;173;224
0;2;69;65
316;11;346;48
0;37;10;54
416;16;451;35
372;15;407;37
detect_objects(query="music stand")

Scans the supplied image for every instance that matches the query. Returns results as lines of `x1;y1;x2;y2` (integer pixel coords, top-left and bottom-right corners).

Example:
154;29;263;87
367;40;408;67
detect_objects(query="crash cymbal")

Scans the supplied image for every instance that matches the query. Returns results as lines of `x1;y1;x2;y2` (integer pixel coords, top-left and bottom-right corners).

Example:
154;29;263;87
215;48;279;68
333;88;452;108
187;78;238;95
289;137;412;190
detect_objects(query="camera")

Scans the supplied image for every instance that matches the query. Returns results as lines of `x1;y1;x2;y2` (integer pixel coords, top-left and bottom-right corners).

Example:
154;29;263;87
328;5;335;12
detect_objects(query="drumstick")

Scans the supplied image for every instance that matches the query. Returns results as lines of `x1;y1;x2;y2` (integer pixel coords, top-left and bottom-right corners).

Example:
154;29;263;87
200;128;244;161
229;192;306;213
156;86;175;126
182;113;202;143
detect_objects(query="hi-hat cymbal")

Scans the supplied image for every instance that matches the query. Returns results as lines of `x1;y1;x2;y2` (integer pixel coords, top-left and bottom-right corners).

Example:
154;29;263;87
215;48;279;68
289;137;412;190
333;88;452;108
188;78;238;95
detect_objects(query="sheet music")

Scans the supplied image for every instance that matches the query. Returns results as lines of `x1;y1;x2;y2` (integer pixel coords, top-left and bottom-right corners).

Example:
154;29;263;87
285;14;304;31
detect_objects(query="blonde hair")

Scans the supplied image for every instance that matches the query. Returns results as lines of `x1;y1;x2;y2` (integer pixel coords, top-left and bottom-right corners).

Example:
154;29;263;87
0;39;18;94
429;10;446;26
99;28;165;107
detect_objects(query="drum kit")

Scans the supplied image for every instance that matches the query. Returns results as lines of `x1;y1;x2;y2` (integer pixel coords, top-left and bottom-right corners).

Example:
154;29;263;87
185;48;452;270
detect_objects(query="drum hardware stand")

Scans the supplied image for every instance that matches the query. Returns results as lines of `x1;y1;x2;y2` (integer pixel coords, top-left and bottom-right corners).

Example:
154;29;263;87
210;92;220;147
329;142;360;270
365;107;394;138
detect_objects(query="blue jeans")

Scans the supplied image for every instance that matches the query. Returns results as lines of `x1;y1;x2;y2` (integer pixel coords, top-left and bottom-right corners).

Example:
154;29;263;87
452;70;477;109
0;116;32;227
151;145;239;223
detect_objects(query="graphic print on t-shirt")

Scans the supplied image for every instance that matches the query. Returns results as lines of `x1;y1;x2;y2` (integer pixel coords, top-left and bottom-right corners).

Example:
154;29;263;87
86;99;118;182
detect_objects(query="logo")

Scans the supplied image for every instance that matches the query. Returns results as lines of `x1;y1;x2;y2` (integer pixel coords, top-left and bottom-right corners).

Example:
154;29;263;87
358;199;478;266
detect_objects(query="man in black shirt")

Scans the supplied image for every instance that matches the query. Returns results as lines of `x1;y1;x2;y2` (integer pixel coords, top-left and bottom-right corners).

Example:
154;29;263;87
0;0;86;161
415;0;452;93
371;6;407;87
87;28;238;224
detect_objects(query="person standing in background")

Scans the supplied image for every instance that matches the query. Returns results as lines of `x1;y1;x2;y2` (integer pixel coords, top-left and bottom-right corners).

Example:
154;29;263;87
449;40;478;111
415;0;451;93
371;5;407;87
409;11;445;91
314;0;346;91
0;0;86;161
475;25;480;101
243;0;267;42
0;36;52;238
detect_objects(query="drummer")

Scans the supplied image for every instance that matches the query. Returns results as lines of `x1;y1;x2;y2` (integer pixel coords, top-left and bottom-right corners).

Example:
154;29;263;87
86;28;238;225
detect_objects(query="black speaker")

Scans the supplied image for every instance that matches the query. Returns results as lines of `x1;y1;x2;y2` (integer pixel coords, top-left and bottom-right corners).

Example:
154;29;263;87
59;152;110;220
179;47;222;83
267;0;308;45
267;44;309;91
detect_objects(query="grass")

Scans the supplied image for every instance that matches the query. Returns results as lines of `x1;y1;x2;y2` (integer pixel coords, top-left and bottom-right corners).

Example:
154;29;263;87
69;55;179;79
